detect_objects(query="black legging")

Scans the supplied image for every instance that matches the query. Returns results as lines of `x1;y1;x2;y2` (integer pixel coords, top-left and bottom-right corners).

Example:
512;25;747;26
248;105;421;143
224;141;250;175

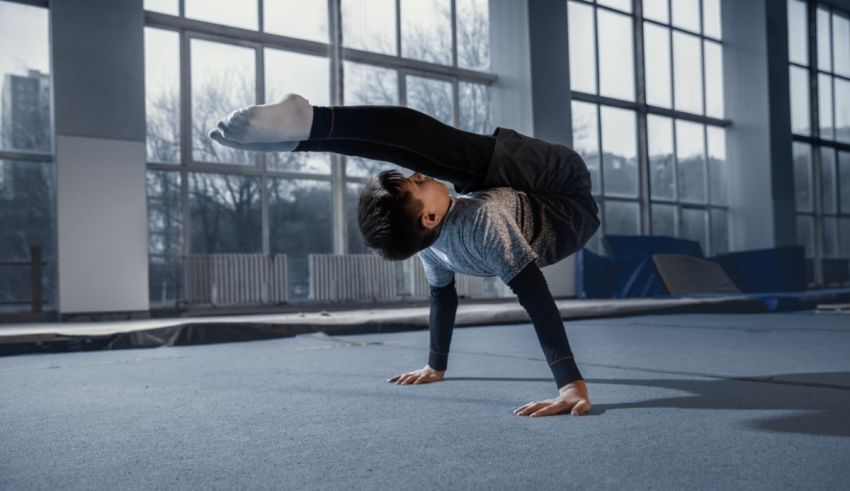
294;106;496;192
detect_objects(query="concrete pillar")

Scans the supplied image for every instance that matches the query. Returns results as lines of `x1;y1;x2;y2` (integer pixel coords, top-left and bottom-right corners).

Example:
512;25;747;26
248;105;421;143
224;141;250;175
52;0;149;314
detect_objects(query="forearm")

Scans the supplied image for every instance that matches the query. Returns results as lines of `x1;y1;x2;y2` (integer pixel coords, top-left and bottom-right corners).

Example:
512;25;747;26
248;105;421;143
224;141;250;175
427;278;458;371
508;261;582;389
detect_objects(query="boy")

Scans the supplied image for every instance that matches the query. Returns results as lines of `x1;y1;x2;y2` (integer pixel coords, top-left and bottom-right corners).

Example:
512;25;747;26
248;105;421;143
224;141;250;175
209;94;600;417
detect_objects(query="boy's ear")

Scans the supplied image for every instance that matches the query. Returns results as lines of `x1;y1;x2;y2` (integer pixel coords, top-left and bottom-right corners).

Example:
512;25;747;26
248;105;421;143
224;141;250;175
421;211;440;229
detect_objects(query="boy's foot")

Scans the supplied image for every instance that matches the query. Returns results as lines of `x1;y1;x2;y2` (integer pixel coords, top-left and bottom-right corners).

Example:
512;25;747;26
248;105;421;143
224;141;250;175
213;93;313;144
208;129;299;152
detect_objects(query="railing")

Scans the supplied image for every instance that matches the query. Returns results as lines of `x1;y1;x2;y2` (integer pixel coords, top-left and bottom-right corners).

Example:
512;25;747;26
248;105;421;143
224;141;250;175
0;246;45;314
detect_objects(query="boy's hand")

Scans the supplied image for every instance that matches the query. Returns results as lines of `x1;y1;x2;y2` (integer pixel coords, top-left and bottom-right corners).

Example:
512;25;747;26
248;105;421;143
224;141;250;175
513;380;591;417
386;365;445;385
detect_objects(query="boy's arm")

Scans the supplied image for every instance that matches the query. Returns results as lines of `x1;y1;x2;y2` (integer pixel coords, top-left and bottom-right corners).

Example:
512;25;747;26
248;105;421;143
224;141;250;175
506;261;582;389
427;278;459;372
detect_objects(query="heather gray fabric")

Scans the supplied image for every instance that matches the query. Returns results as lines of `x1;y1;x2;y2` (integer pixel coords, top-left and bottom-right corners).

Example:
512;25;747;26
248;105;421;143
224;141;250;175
653;254;742;295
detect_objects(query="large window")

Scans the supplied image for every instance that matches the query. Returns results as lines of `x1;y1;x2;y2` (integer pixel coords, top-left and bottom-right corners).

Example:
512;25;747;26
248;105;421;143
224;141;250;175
568;0;729;256
144;0;493;304
788;0;850;285
0;0;54;313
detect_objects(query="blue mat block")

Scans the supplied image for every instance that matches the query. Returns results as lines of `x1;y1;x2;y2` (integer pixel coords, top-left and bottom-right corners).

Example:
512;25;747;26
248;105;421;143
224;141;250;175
576;249;669;299
712;246;806;293
604;235;704;258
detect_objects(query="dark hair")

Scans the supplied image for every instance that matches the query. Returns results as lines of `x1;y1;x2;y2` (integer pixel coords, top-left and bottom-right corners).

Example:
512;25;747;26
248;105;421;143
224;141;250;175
357;169;439;260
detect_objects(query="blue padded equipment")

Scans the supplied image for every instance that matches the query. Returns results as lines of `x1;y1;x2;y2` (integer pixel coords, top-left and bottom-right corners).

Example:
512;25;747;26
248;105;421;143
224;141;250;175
711;246;806;293
576;249;668;299
604;235;704;258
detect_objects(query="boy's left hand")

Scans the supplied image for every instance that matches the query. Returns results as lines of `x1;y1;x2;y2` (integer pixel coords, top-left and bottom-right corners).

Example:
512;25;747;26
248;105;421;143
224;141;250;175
513;380;591;417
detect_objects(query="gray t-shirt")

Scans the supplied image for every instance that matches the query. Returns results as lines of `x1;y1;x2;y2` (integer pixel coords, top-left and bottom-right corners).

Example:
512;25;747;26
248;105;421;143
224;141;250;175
417;187;540;287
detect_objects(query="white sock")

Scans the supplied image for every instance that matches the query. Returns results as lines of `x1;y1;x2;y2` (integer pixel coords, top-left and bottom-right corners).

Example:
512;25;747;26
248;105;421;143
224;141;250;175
208;129;299;152
216;93;313;144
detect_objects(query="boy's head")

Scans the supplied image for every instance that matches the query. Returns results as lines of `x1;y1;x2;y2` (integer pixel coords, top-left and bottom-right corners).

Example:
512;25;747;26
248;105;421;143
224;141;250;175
357;169;452;260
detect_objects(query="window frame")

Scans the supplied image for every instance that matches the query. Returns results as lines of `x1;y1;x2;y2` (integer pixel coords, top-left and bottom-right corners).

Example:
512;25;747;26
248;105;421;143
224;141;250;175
143;0;496;305
788;0;850;285
568;0;732;256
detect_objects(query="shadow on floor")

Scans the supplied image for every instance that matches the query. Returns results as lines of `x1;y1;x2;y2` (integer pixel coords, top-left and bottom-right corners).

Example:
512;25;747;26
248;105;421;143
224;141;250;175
447;373;850;437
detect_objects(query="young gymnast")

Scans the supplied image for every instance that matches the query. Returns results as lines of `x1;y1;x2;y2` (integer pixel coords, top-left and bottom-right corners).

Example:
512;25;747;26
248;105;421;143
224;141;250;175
209;94;600;417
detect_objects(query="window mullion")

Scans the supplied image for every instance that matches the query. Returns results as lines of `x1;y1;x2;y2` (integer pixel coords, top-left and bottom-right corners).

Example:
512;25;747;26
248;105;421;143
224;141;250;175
634;0;650;234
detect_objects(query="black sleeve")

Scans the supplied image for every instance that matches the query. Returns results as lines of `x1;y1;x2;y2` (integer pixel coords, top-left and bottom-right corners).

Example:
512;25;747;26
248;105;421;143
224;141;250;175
507;261;583;390
427;278;459;372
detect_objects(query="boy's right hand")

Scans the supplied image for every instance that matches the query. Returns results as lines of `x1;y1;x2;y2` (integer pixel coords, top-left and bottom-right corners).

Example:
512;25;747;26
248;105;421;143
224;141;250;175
386;365;445;385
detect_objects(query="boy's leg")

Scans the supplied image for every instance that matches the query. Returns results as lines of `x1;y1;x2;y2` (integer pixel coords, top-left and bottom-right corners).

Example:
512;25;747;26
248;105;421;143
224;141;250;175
211;95;495;192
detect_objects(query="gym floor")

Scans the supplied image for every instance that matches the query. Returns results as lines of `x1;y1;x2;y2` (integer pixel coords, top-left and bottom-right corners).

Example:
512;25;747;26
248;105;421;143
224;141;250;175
1;311;848;489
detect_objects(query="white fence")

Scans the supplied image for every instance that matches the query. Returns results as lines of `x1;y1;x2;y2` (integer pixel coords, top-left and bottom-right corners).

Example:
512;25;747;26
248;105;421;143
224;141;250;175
185;253;504;306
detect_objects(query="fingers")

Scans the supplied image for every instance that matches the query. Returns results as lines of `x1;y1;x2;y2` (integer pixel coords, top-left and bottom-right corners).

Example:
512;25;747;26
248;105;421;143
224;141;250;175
514;401;548;416
571;400;591;416
530;401;569;418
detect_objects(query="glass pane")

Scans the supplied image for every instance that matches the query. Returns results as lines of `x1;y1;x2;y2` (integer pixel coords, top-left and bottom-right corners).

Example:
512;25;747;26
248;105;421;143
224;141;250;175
793;142;813;212
833;12;850;77
835;78;850;143
673;32;703;114
0;160;56;309
598;0;631;13
346;182;368;254
675;120;707;204
648;114;675;200
146;171;182;257
459;82;492;134
457;0;491;70
144;0;178;15
342;0;397;55
571;101;600;195
145;28;180;164
704;40;724;119
600;106;638;197
0;2;50;153
838;217;850;257
568;1;596;94
643;0;668;23
264;0;328;43
787;0;808;66
149;256;182;307
585;206;604;254
821;147;837;214
672;0;700;33
401;0;452;65
269;179;332;255
681;208;708;254
265;49;331;173
796;214;815;257
710;208;728;255
789;66;811;136
644;23;671;108
707;126;726;206
343;62;399;178
598;9;635;101
406;75;453;125
819;74;834;140
823;217;839;258
703;0;722;39
191;39;256;165
651;203;677;237
818;8;831;72
185;0;258;30
604;200;640;235
189;173;261;253
840;151;850;213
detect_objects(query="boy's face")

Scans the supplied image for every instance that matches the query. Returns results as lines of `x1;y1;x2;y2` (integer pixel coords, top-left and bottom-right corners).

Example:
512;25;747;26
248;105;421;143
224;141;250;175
403;172;451;230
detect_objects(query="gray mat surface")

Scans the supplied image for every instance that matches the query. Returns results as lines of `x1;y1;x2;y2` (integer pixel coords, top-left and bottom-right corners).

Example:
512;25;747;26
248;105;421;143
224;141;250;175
1;312;849;489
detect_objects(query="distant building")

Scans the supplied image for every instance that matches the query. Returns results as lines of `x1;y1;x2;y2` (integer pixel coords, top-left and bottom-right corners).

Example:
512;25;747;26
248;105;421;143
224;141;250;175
1;68;51;152
1;69;51;198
